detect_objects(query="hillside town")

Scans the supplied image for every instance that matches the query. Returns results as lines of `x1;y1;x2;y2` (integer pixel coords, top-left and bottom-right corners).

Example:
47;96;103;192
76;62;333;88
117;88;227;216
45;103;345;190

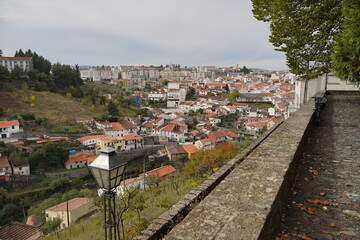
0;57;297;238
0;60;297;179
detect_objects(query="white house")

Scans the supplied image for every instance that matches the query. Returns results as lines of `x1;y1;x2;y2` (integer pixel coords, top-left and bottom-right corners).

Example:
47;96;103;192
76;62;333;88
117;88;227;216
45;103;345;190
76;134;110;148
0;56;32;72
148;91;167;101
167;89;187;108
0;120;21;138
194;138;215;150
121;133;144;151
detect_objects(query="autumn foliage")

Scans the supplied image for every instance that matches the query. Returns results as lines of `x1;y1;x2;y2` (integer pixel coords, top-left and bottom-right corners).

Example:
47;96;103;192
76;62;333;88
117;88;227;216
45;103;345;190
183;142;240;178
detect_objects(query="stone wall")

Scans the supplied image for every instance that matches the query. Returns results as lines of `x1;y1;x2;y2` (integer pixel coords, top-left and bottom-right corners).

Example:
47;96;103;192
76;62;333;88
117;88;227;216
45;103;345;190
134;99;315;240
45;167;90;179
117;145;164;161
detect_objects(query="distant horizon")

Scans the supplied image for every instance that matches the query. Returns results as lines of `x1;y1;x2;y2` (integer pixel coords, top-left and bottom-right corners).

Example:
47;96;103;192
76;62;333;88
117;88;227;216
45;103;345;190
1;1;289;71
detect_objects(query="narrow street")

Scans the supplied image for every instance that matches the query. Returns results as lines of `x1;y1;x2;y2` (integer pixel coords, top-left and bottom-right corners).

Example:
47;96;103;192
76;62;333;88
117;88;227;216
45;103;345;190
278;94;360;239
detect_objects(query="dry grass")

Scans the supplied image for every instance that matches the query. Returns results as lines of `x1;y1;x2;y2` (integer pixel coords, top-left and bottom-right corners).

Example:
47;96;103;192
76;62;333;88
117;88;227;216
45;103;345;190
0;89;105;125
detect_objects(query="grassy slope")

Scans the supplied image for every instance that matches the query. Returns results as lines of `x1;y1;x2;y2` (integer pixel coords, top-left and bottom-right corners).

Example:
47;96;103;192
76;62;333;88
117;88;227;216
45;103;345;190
0;90;106;125
0;87;137;126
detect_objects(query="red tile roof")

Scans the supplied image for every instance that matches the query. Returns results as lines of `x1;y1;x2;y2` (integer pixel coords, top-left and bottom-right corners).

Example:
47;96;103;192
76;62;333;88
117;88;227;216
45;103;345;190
170;121;187;127
121;133;143;140
107;122;125;131
65;154;97;166
0;156;10;168
205;113;217;118
0;120;20;128
226;131;240;138
187;130;199;135
160;124;175;132
0;57;32;61
208;130;227;139
0;221;42;240
76;135;109;142
182;144;200;154
146;165;176;178
46;198;93;212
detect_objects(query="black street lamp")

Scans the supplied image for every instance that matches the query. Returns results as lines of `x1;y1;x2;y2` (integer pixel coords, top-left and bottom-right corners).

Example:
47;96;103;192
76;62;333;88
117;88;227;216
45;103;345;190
89;147;127;240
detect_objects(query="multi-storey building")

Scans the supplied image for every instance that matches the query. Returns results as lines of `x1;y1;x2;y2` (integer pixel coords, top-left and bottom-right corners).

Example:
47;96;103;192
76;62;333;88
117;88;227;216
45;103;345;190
0;56;32;72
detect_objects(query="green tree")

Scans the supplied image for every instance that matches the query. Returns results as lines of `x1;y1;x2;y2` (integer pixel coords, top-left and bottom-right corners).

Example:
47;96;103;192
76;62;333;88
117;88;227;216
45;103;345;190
51;63;83;91
0;49;2;56
0;66;10;82
107;100;119;120
15;49;52;74
43;217;62;234
10;66;28;82
241;66;250;74
332;0;360;84
252;0;343;79
230;89;240;101
186;87;196;99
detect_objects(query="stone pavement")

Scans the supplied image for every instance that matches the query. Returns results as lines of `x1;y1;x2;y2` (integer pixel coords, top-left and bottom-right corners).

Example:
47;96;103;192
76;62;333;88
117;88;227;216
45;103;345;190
277;94;360;239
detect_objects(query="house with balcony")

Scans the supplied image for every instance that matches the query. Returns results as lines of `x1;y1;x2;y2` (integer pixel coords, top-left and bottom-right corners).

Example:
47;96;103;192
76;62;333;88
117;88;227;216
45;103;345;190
121;133;144;151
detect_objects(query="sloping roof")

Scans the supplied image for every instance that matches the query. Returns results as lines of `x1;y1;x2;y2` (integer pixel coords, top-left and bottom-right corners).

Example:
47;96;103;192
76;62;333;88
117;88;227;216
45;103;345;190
160;124;175;132
107;122;125;131
146;165;176;177
0;57;32;61
121;133;143;140
76;135;109;142
208;130;227;139
187;130;199;135
170;121;187;127
165;145;187;155
118;120;137;130
182;144;200;154
46;198;93;212
205;113;217;118
65;154;97;166
226;131;240;138
0;120;20;128
0;221;41;240
0;156;11;168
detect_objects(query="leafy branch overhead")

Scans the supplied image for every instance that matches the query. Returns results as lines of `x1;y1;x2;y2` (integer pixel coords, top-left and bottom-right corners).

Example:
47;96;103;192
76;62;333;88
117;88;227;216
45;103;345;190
252;0;359;84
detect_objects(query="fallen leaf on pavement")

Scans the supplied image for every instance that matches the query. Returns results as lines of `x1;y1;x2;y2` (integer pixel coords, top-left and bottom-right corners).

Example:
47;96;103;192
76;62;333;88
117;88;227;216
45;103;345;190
309;169;319;175
329;222;336;227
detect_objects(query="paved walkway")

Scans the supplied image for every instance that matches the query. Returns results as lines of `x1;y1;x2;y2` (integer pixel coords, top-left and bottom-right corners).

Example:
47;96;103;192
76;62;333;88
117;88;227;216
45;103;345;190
278;94;360;239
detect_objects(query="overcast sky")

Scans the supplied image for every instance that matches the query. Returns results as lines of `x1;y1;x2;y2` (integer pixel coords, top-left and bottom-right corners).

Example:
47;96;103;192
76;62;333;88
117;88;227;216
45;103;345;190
0;0;288;70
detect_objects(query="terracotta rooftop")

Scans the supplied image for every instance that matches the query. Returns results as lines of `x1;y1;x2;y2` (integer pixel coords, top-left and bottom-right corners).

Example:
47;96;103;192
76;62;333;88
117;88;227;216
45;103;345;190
121;133;143;140
0;57;32;61
0;120;20;128
182;144;200;154
0;156;11;168
146;165;176;178
46;198;93;212
76;135;109;142
0;221;42;240
65;154;97;166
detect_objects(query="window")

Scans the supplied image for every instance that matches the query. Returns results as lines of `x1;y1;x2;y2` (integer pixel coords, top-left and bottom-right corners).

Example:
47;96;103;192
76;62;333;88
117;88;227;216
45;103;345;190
12;126;15;129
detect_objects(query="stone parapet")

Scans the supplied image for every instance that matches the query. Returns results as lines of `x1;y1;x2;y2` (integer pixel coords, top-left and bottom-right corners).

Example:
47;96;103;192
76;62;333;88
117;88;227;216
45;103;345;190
134;100;315;240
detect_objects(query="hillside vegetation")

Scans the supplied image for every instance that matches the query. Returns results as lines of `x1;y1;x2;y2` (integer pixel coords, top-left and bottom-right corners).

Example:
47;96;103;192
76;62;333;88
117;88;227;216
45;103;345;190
0;88;135;133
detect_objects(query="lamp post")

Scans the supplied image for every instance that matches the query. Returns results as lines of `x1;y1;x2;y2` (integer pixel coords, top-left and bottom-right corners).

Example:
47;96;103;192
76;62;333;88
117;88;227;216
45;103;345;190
89;147;127;240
